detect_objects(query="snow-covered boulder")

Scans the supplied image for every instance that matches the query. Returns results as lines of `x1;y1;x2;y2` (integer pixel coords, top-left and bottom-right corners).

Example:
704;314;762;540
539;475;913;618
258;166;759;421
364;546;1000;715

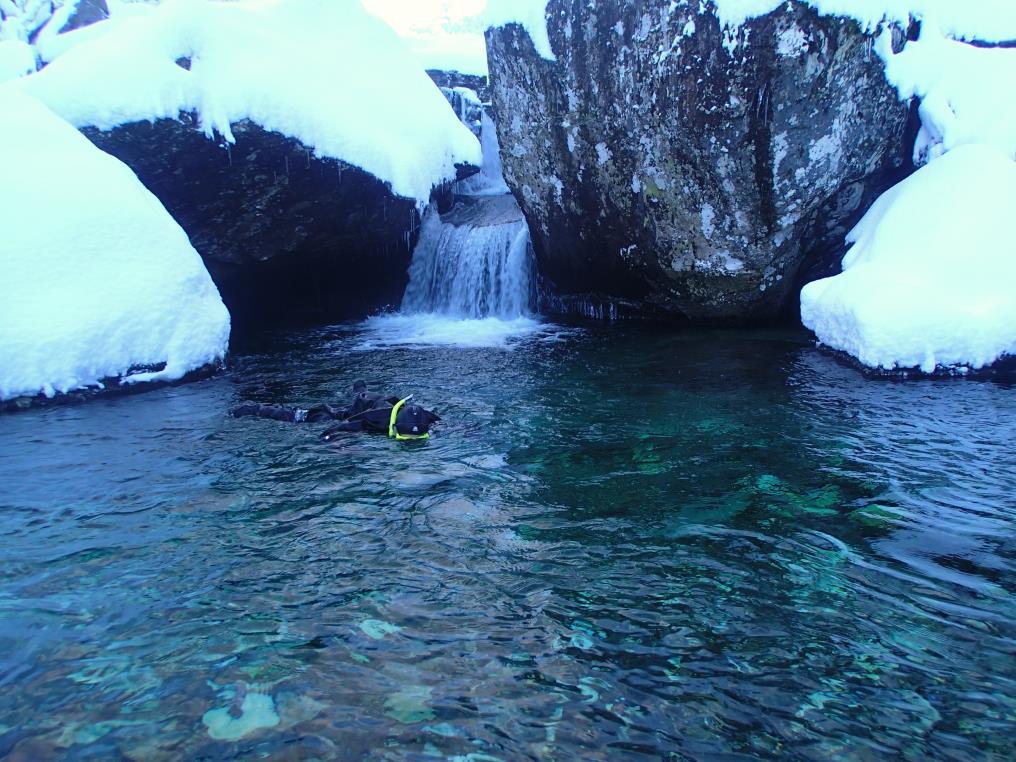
0;90;230;402
80;117;435;332
0;0;110;70
16;0;480;207
879;23;1016;164
801;144;1016;373
13;0;481;331
799;7;1016;373
483;0;911;321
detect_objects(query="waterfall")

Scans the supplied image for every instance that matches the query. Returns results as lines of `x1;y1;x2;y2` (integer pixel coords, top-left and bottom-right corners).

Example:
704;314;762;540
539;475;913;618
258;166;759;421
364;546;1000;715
363;106;547;347
401;107;535;319
401;200;534;318
455;111;511;197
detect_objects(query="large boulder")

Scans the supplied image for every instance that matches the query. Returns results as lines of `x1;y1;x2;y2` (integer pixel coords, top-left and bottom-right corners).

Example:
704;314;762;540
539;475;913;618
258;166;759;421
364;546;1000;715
485;0;913;321
16;0;482;335
84;117;454;334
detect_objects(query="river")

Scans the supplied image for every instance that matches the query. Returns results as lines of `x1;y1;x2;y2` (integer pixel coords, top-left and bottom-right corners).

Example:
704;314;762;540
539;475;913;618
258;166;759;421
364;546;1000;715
1;318;1013;759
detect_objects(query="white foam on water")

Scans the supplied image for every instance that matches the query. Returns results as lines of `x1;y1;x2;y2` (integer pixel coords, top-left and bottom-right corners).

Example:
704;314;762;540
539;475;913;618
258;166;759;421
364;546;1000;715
354;312;552;350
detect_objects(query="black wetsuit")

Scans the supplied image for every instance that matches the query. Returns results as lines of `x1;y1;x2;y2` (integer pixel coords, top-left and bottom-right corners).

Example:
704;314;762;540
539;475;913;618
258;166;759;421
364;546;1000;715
231;386;439;439
231;391;398;424
229;402;349;423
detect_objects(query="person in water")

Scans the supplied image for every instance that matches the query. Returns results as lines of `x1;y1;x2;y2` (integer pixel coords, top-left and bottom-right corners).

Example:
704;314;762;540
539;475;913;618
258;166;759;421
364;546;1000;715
231;380;440;441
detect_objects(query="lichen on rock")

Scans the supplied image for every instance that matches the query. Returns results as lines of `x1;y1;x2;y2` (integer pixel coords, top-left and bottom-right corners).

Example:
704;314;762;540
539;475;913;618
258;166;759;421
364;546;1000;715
485;0;912;322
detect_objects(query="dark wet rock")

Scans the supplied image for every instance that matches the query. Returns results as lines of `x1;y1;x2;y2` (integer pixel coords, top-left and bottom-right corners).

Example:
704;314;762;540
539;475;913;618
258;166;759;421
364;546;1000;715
427;70;490;103
441;193;525;227
60;0;109;33
83;116;428;335
486;0;912;322
440;86;484;138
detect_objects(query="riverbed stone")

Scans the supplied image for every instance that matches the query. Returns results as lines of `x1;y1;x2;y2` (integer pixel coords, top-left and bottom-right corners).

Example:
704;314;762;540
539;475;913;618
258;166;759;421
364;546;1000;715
485;0;912;321
202;691;280;741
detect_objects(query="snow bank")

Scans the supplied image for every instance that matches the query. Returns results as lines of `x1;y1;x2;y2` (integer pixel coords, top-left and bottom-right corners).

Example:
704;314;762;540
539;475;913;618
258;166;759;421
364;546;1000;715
878;24;1016;163
0;38;34;82
361;0;488;75
400;31;489;76
0;0;124;68
0;89;230;400
800;144;1016;373
0;0;54;43
16;0;480;207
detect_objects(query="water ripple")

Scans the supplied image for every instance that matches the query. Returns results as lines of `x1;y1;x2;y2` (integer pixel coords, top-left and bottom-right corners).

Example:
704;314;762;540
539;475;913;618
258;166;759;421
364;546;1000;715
0;326;1013;758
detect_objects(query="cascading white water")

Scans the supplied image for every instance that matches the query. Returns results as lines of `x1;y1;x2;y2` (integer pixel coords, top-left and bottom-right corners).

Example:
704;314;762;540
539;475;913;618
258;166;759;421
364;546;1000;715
400;106;535;320
455;111;511;197
363;104;546;348
401;205;534;318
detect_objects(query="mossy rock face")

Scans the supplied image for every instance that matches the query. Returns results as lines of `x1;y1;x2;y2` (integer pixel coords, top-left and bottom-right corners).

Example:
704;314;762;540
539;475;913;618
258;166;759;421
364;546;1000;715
486;0;911;322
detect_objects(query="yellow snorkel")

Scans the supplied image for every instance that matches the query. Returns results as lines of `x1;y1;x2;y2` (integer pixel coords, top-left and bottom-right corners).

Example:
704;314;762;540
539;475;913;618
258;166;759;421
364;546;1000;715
388;395;430;440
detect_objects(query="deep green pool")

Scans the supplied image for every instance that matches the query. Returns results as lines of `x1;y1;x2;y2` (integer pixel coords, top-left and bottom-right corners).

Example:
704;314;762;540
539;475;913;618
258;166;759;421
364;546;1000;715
1;321;1013;759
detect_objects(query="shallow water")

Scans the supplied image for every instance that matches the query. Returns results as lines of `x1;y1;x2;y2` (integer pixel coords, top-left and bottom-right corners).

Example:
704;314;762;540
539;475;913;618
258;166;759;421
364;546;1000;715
1;321;1014;760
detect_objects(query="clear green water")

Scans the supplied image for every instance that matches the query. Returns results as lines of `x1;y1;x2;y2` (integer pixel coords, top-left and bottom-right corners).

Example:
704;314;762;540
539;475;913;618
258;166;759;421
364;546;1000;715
1;323;1013;759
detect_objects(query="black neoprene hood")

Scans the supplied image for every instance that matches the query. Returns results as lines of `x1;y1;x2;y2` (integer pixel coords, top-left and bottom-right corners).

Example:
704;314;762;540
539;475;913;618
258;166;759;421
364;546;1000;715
394;404;431;436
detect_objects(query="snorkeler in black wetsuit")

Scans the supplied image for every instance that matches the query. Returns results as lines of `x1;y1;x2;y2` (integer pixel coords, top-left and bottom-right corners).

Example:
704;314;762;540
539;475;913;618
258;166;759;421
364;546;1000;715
231;380;440;441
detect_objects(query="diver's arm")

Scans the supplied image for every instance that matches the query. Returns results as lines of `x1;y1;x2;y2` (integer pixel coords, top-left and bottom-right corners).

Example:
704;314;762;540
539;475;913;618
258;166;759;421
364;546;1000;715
231;403;304;422
321;420;365;440
305;404;347;422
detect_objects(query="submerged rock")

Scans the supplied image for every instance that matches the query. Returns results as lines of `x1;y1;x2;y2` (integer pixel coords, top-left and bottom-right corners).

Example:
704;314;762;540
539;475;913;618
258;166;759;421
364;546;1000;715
202;689;280;741
384;685;435;724
485;0;912;321
359;619;402;640
83;117;437;335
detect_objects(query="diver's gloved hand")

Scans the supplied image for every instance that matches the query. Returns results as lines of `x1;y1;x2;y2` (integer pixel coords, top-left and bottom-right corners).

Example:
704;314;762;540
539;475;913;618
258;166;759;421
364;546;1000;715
321;420;365;440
